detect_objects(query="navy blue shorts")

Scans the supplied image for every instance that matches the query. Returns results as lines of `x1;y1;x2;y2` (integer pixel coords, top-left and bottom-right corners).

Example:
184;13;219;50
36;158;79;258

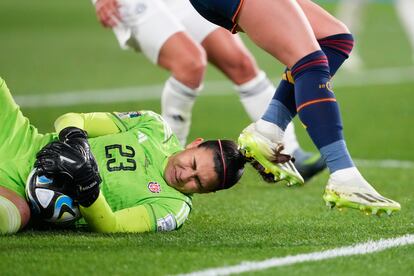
189;0;244;33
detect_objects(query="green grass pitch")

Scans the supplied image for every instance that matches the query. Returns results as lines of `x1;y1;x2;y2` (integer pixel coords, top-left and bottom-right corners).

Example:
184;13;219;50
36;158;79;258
0;1;413;275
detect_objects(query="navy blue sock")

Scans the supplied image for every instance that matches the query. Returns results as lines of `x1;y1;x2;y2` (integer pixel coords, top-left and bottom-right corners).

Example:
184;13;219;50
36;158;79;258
318;33;354;75
261;70;295;129
320;140;354;173
292;50;353;172
261;33;354;128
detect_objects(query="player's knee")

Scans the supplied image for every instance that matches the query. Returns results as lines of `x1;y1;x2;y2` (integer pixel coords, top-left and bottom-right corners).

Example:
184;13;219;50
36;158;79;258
0;194;29;234
220;51;257;85
172;51;207;89
331;18;351;36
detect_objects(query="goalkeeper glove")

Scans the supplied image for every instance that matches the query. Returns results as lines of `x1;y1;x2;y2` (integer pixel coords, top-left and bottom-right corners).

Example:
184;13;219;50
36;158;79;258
36;130;101;207
59;127;102;207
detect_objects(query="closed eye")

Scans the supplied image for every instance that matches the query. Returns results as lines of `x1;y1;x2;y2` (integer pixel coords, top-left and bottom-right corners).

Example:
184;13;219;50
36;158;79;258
193;157;204;191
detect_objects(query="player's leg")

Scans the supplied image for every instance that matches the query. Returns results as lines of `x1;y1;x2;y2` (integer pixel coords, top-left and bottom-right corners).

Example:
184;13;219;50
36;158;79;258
201;29;325;181
201;30;270;119
170;0;272;122
0;78;33;234
233;0;323;185
238;0;399;212
395;0;414;62
189;0;400;211
157;32;207;145
137;1;208;146
335;0;367;70
0;187;30;234
295;0;399;212
173;0;322;179
201;1;350;181
188;0;320;185
279;0;353;180
96;0;207;145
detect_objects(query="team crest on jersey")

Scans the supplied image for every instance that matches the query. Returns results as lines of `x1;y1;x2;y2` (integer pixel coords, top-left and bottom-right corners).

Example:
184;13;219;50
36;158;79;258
115;111;142;119
148;182;161;193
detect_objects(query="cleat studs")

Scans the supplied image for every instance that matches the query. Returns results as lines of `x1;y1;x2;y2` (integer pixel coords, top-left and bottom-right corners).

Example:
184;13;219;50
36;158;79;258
326;201;335;208
386;210;393;216
273;175;280;182
371;208;378;215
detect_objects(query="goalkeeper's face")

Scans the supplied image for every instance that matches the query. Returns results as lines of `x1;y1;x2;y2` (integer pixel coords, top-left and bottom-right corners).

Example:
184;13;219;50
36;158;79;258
164;138;219;194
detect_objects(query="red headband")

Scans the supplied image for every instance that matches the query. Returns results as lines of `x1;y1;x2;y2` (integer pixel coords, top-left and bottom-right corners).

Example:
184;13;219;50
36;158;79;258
217;139;226;188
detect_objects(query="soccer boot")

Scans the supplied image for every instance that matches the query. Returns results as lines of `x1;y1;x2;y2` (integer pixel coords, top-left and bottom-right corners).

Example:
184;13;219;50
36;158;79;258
238;123;304;186
323;171;401;215
293;150;326;181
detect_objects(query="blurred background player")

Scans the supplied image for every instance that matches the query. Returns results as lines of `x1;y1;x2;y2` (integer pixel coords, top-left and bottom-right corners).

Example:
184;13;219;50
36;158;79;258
337;0;414;69
92;0;326;180
0;76;245;234
189;0;401;214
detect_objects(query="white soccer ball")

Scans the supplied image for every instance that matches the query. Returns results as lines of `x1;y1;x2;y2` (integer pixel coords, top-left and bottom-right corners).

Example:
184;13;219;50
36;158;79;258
26;169;81;226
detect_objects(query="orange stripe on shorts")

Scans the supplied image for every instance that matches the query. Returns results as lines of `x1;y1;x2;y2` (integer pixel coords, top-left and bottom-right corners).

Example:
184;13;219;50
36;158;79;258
230;0;245;33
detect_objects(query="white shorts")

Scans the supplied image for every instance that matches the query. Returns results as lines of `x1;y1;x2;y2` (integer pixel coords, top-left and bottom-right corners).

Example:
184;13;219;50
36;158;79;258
97;0;219;64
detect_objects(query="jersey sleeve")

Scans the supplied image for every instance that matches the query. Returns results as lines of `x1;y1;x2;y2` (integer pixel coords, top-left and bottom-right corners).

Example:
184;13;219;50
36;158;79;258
54;112;120;137
80;192;191;233
147;198;192;232
80;193;191;233
109;111;177;144
80;192;155;233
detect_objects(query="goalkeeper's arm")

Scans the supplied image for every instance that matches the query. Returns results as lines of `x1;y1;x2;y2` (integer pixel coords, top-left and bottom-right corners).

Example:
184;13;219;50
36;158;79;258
79;193;154;233
54;112;120;137
53;112;154;232
53;112;116;206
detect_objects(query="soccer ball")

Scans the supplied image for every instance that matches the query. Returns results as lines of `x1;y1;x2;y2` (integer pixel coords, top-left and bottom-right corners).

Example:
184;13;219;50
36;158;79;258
26;168;81;226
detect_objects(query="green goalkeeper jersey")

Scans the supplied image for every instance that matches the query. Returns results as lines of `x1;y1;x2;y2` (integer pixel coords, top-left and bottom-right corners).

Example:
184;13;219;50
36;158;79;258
87;111;192;231
0;76;192;233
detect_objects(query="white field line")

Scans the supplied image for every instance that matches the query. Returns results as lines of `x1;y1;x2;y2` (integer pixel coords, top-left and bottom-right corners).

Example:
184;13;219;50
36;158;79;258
14;66;414;108
355;158;414;169
177;234;414;276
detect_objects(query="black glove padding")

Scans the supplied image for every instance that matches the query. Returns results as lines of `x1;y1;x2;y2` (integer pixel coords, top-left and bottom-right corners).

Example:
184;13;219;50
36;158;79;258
59;126;88;143
35;140;101;207
59;127;101;206
59;127;93;167
36;141;87;179
65;137;102;207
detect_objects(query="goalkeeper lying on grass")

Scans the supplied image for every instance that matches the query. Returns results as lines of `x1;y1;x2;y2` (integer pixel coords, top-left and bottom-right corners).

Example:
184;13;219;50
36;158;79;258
0;77;246;234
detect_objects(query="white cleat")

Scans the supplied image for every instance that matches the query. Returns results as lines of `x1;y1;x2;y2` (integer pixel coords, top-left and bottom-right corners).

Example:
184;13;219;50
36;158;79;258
323;169;401;216
238;123;304;186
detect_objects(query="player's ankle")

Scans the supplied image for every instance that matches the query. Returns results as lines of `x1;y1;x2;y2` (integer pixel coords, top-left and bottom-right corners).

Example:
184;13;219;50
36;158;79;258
255;119;284;143
329;167;365;184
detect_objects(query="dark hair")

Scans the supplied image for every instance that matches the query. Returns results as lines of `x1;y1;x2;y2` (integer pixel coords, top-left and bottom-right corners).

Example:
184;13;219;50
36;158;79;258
198;139;246;192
